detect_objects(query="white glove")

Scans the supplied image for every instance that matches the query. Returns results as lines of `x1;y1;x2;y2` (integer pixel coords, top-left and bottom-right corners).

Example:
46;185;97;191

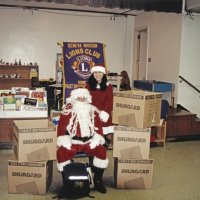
57;135;72;150
89;139;100;149
99;110;109;122
89;134;105;149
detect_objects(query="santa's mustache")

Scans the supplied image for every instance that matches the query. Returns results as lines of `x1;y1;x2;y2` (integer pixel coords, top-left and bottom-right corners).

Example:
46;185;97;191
73;101;91;117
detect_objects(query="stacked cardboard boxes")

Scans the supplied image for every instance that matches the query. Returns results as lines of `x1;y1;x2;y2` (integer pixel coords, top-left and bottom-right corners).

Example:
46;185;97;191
112;90;162;189
112;90;162;128
7;119;57;195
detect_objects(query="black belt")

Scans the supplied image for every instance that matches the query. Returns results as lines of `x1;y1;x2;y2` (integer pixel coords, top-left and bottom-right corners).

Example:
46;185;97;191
72;136;93;142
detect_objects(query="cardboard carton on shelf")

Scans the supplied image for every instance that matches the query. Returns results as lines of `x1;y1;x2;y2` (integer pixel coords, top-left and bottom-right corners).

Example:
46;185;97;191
112;90;162;129
13;119;57;162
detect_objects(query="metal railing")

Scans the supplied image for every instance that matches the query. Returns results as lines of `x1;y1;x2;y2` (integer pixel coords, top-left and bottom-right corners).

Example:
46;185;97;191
179;75;200;94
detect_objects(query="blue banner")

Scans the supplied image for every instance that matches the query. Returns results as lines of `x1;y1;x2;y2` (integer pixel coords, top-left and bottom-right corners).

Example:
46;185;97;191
62;42;106;101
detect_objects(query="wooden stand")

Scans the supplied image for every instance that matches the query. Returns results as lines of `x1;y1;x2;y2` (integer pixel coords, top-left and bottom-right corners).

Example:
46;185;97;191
151;120;167;147
166;107;200;138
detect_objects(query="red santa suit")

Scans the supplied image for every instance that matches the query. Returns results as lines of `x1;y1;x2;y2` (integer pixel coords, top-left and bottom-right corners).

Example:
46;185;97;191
56;88;109;172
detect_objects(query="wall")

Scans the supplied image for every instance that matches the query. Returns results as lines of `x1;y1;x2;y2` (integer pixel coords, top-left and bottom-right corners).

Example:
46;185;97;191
178;14;200;117
1;7;200;117
0;8;134;79
134;12;182;105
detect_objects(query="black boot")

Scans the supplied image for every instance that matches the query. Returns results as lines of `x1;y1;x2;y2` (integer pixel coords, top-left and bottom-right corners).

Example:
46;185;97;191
89;156;94;172
61;171;65;183
56;172;66;199
93;167;106;194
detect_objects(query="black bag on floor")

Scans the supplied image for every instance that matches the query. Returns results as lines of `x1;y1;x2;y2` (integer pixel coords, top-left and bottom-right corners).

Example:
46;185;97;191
61;162;93;199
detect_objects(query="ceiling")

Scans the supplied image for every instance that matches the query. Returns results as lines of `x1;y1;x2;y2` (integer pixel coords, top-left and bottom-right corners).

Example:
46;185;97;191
0;0;200;16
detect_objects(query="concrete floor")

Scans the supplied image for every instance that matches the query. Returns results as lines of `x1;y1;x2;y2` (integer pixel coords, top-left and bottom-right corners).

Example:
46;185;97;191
1;140;200;200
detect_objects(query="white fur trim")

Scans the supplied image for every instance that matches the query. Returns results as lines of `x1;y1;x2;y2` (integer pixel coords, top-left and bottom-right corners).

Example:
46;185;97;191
106;82;111;86
57;160;71;172
91;66;106;74
93;157;109;169
57;135;71;148
103;126;114;135
71;139;91;145
99;111;109;122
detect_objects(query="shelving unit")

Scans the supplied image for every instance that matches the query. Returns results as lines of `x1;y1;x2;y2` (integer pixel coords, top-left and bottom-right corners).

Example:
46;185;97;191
0;64;46;149
0;64;39;89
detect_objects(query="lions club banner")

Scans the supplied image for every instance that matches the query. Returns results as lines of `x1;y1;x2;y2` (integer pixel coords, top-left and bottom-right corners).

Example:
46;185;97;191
62;42;107;101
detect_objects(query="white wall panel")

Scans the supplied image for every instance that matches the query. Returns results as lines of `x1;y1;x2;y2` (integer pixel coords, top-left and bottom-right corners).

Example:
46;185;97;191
0;8;134;79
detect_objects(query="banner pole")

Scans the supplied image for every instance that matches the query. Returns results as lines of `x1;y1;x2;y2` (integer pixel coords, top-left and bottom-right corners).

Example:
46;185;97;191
57;41;65;106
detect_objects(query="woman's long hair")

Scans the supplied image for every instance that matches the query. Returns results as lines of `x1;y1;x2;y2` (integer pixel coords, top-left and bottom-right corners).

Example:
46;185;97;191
87;74;108;91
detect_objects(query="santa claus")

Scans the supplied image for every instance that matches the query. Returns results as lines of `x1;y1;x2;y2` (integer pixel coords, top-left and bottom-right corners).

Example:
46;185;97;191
57;88;109;194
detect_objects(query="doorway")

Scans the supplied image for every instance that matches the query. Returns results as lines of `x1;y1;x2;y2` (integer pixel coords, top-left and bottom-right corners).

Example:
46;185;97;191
135;27;148;80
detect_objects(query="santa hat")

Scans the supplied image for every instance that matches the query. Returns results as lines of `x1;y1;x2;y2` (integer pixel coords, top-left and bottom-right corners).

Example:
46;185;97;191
69;88;92;104
91;65;106;74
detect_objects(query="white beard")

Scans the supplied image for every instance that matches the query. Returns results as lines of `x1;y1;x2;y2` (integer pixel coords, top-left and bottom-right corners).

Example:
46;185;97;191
73;101;94;137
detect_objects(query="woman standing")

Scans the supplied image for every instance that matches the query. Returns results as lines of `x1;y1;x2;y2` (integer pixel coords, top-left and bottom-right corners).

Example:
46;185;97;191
120;70;131;91
86;65;114;148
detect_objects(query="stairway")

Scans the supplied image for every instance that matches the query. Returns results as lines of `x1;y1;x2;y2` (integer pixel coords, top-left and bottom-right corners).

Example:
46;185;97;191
166;106;200;139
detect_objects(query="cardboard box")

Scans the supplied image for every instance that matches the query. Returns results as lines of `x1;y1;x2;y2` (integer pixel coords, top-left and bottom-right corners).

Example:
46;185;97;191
13;119;57;162
113;126;151;159
114;158;154;190
112;90;162;129
8;157;53;195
